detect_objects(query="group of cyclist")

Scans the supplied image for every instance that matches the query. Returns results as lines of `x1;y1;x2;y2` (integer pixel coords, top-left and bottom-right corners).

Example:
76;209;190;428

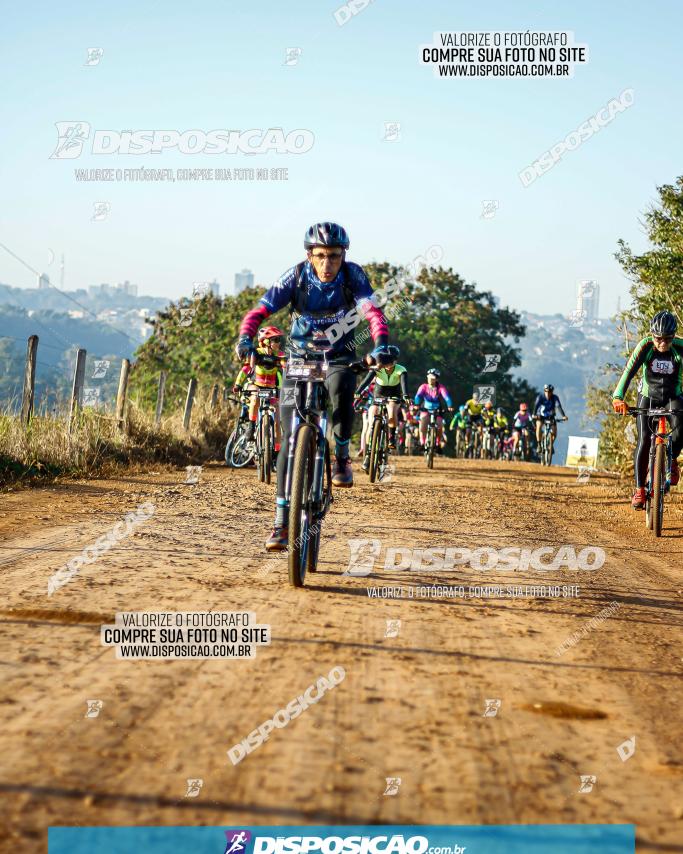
230;219;681;549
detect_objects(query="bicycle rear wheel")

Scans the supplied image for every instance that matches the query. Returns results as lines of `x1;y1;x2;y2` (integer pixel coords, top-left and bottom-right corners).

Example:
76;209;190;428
427;426;434;469
369;418;382;483
652;443;665;537
224;427;237;466
288;425;316;587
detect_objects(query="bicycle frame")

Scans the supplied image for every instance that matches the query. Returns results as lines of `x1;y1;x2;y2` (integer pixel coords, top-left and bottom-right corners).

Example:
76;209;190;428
283;373;330;517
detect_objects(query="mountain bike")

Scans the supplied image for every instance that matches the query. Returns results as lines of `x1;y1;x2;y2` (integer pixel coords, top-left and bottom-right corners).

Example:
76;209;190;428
405;421;420;455
454;424;467;458
254;389;277;484
284;341;366;587
628;405;675;537
367;397;392;483
226;393;255;468
481;423;495;459
424;408;446;469
537;415;568;466
513;426;532;461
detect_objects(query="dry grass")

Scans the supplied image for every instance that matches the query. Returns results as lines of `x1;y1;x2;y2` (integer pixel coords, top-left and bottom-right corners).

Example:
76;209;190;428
0;399;232;489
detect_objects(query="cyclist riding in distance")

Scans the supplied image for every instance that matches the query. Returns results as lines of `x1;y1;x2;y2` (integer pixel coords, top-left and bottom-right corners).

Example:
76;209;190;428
533;383;568;446
233;325;285;450
354;380;374;459
494;406;509;432
612;310;683;509
512;402;532;454
355;344;408;471
449;404;470;432
414;368;454;451
465;391;484;420
482;400;495;425
235;221;392;551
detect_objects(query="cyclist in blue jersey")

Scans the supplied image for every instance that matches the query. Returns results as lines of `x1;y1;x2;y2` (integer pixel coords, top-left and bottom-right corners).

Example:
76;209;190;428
236;222;393;551
533;383;568;447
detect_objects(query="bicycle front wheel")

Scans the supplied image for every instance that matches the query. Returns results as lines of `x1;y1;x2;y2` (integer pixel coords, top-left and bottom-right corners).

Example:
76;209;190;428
652;443;665;537
230;430;254;468
289;425;316;587
369;418;382;483
262;415;273;485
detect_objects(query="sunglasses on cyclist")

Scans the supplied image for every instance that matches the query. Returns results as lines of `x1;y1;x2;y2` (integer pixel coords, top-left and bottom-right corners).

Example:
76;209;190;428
309;251;344;262
653;335;674;343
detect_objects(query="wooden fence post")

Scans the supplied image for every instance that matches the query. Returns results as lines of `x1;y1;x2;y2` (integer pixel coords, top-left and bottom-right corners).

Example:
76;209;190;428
68;348;87;433
183;378;197;431
115;359;131;429
210;382;220;411
155;371;167;427
20;335;39;425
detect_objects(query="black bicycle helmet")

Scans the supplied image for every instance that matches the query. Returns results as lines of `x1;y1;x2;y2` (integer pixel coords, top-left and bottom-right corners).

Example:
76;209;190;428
427;368;440;378
304;222;350;250
544;383;554;392
650;310;677;338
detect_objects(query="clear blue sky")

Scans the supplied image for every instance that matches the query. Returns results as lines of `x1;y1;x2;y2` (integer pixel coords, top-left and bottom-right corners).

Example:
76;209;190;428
1;0;681;317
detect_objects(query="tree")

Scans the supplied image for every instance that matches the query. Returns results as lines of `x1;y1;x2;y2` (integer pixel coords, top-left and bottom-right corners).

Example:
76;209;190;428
616;176;683;333
361;262;536;412
591;176;683;470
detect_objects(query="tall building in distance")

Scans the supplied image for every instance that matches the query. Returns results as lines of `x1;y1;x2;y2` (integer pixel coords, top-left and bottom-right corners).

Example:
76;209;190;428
234;268;254;296
37;272;51;289
577;280;600;322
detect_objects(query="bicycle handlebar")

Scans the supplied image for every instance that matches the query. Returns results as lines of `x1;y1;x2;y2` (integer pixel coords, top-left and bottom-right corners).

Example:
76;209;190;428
627;406;672;416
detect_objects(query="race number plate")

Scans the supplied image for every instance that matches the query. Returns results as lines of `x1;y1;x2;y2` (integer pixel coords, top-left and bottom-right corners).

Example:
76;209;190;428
286;360;325;380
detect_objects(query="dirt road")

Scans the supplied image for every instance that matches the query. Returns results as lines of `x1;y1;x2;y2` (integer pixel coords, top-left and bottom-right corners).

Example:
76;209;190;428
1;457;682;852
